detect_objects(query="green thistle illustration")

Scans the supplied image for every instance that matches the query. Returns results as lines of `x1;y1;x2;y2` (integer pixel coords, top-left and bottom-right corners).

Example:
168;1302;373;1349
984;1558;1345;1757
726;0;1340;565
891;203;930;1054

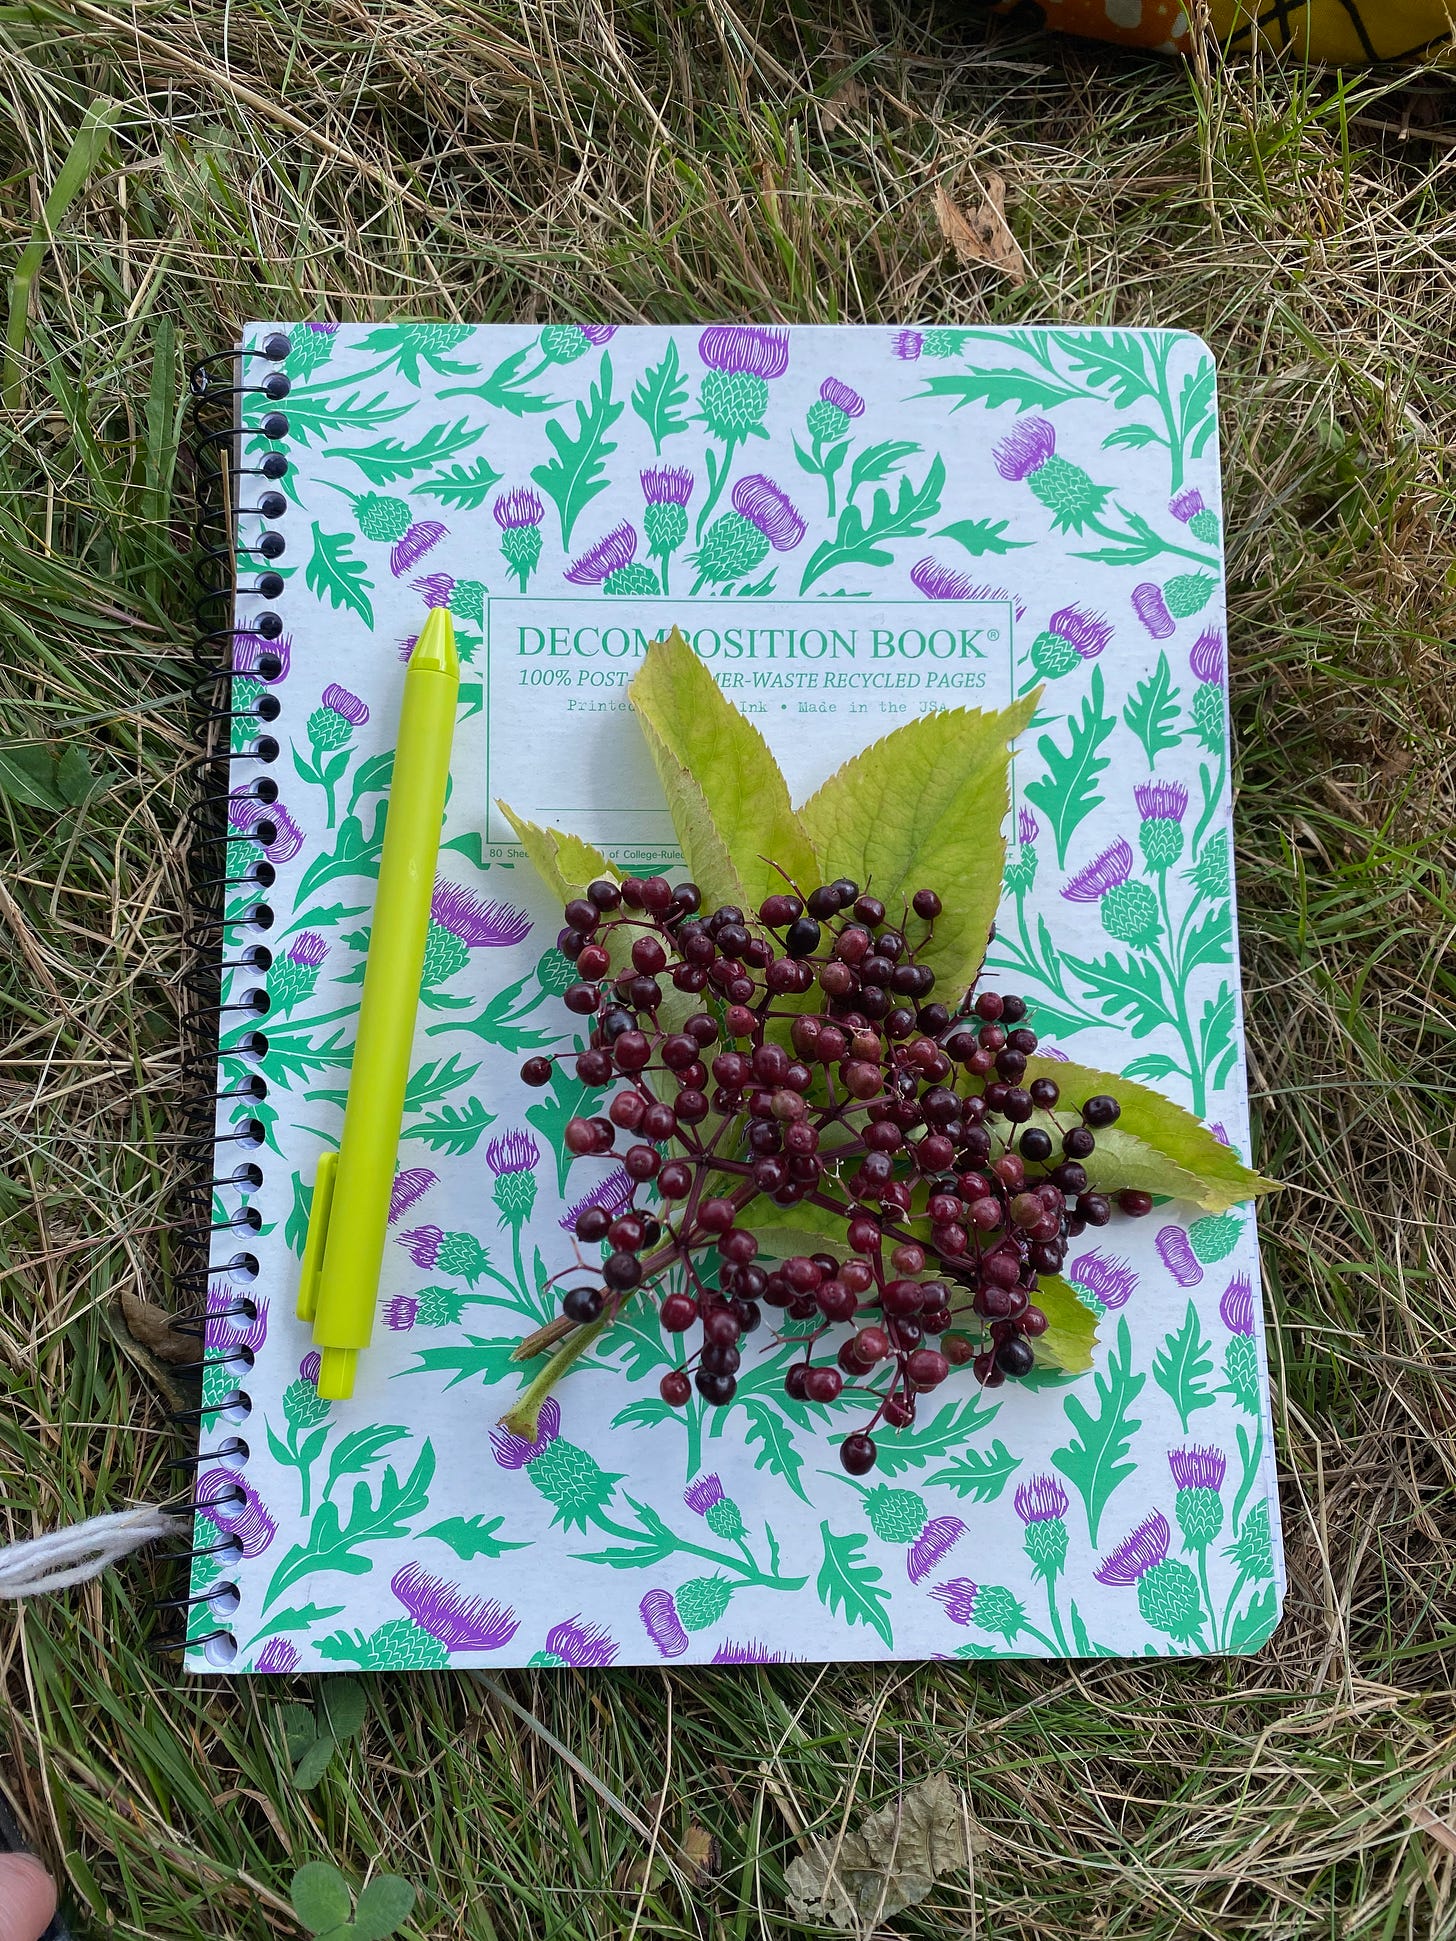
540;324;593;365
862;1484;927;1545
1164;572;1215;619
693;513;769;586
451;578;486;627
1189;1213;1241;1265
1225;1500;1273;1582
492;1401;623;1533
676;1576;733;1631
993;419;1110;536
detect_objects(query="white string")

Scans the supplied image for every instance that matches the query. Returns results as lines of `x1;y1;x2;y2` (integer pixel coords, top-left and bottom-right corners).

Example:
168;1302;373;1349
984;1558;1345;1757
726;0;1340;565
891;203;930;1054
0;1506;176;1597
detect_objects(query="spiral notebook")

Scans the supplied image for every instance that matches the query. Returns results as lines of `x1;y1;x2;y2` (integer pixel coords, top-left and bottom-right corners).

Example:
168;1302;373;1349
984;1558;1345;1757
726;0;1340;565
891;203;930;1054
180;322;1283;1672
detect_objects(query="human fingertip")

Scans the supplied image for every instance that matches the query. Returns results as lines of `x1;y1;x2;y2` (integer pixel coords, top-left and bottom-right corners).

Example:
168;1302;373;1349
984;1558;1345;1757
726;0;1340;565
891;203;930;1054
0;1851;58;1941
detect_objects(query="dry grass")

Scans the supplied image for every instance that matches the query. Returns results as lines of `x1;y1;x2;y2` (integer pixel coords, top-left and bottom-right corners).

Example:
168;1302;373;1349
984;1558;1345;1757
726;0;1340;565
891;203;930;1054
1;4;1455;1935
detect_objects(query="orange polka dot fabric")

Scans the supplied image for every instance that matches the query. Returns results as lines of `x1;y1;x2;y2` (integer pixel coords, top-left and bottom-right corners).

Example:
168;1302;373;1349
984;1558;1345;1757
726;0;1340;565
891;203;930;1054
990;0;1449;61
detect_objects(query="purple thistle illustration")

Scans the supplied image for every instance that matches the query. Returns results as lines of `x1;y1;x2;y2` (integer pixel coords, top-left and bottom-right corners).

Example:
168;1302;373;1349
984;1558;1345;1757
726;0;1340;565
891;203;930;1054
1157;1225;1203;1287
581;325;618;345
197;1468;277;1558
698;325;789;379
929;1578;980;1625
641;465;694;506
639;1587;690;1659
307;321;340;335
1210;1122;1231;1146
494;486;546;530
490;1396;561;1470
1169;1445;1227;1492
1135;779;1189;823
383;1295;419;1332
486;1129;540;1176
398;1225;443;1270
1169;488;1205;523
431;882;532;948
684;1474;727;1517
908;1515;966;1584
1220;1271;1255;1336
388;1167;437;1224
390;519;447;578
391;1562;520;1652
255;1637;300;1674
1190;626;1225;685
1046;604;1113;658
730;475;806;551
287;931;328;969
559;1167;636;1232
818;375;866;418
993;417;1057;482
1132;582;1176;640
261;803;304;864
1018;806;1039;845
543;1616;620;1667
712;1639;788;1663
1061;839;1134;904
232;631;291;681
892;329;924;361
300;1350;322;1385
205;1285;268;1357
1067;1250;1137;1310
321;682;369;727
411;572;455;608
1014;1474;1070;1524
564;522;637;584
910;557;977;601
1095;1511;1171;1585
397;636;417;664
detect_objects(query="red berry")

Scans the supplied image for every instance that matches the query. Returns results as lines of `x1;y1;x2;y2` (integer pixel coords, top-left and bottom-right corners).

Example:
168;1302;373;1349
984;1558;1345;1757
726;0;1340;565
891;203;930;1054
890;1242;925;1275
610;1091;646;1130
817;1279;858;1323
614;1031;651;1072
564;1116;597;1154
881;1395;915;1428
841;1259;874;1295
1117;1189;1154;1216
1021;1305;1049;1336
804;1366;844;1404
784;1256;823;1293
847;1216;881;1254
660;1293;698;1332
784;1363;810;1400
907;1348;949;1389
942;1332;975;1367
969;1196;1003;1232
639;875;673;913
703;1305;741;1345
659;1369;691;1406
577;943;611;980
839;1432;878;1475
931;1222;968;1257
983;1251;1021;1289
853;1325;891;1363
521;1056;552;1087
720;1227;758;1264
625;1144;660;1180
699;1197;736;1233
881;1277;923;1316
608;1214;646;1252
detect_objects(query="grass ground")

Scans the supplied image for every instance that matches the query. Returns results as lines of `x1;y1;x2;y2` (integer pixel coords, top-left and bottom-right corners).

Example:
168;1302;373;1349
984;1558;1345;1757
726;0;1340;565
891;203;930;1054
1;5;1454;1936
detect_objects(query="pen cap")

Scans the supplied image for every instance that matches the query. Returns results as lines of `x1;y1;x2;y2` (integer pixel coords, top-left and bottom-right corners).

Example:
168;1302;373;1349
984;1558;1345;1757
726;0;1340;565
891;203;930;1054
410;604;459;678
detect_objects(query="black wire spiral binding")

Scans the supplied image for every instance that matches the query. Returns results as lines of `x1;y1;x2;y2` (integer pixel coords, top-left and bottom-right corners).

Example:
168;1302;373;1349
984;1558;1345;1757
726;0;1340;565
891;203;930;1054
153;330;296;1663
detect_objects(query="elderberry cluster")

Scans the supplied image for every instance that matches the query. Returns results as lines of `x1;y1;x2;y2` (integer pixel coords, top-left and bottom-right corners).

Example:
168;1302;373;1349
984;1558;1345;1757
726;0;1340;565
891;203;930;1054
521;871;1152;1474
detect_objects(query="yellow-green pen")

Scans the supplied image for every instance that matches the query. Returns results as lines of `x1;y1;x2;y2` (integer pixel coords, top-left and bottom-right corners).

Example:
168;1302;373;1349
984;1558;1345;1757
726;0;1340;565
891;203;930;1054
297;606;460;1399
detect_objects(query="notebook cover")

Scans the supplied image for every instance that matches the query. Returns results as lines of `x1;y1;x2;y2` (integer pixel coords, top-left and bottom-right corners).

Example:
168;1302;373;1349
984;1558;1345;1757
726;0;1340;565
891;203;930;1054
187;323;1283;1672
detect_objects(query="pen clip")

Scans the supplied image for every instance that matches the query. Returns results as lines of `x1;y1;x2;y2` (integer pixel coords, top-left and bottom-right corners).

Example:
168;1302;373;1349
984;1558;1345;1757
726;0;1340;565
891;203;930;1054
295;1150;338;1324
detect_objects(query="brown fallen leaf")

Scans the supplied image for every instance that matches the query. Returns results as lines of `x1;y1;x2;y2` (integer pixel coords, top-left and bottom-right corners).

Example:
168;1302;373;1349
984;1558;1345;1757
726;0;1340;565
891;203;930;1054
785;1771;985;1931
934;177;1027;284
119;1288;197;1364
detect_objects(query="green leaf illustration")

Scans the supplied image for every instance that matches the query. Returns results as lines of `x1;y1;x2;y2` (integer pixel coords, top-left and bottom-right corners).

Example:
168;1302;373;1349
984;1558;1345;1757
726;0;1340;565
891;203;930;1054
263;1441;435;1610
402;1334;531;1393
286;1172;314;1259
1102;423;1164;451
1182;899;1233;977
835;1396;998;1478
742;1399;808;1503
1061;950;1171;1039
816;1522;893;1648
1225;1582;1280;1654
305;523;374;627
330;418;486;483
1052;1316;1145;1545
935;516;1029;557
291;1862;353;1936
924;1440;1021;1501
628;628;820;912
1153;1300;1216;1434
631;339;689;451
421;1514;528;1560
322;1424;411;1506
797;693;1036;1002
1178;359;1217;459
403;1097;497;1155
1061;329;1158;408
402;1054;481;1111
417;456;506;508
1023;665;1116;866
294;804;389;903
1023;1054;1277;1210
525;1060;609;1195
531;353;622;548
1199;983;1238;1091
912;369;1083;413
274;388;414;448
846;438;918;499
244;1602;344;1647
799;455;945;591
1122;652;1183;770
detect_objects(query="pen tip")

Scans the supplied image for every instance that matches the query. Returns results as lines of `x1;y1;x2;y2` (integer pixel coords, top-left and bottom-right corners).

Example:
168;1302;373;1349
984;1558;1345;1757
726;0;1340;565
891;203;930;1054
411;606;459;678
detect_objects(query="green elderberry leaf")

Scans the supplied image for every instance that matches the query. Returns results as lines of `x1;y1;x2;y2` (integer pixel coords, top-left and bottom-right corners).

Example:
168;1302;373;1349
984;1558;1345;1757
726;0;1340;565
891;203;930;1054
494;802;617;907
797;694;1037;1002
1024;1056;1277;1212
628;628;819;910
1029;1276;1099;1375
291;1862;353;1935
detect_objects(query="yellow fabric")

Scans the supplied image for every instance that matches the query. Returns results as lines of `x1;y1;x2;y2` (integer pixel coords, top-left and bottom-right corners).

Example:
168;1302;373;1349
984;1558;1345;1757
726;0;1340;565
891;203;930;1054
995;0;1451;61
